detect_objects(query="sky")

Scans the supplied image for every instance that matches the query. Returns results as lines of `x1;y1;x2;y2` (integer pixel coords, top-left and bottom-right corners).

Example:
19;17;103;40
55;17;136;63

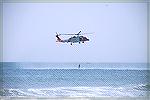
3;3;147;63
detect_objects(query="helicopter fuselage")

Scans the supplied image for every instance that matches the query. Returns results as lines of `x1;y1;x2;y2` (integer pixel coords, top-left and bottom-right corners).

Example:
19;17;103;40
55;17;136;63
68;36;89;43
56;31;91;45
56;35;89;45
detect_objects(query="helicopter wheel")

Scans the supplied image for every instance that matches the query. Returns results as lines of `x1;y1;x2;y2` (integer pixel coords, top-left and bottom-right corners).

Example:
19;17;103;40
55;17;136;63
82;41;84;43
71;43;72;45
79;42;80;44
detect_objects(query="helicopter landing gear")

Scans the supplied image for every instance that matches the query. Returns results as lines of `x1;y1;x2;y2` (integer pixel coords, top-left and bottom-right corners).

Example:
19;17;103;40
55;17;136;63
79;42;80;44
71;43;72;45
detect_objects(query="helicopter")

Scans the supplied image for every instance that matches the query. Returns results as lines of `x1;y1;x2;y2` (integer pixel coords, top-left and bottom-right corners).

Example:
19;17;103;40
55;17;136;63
56;31;92;45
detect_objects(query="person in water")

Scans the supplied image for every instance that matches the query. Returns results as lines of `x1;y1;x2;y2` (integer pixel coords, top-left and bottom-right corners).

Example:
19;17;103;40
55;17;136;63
78;64;80;69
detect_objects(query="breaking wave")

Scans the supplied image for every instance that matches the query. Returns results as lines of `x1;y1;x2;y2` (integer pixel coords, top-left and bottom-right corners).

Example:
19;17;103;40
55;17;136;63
1;84;149;97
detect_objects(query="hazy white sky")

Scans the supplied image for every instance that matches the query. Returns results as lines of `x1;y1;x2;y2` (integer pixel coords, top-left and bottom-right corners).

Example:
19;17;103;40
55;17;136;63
3;3;147;63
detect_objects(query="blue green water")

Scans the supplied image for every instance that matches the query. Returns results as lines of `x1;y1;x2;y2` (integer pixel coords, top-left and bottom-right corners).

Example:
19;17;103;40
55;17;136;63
0;62;149;97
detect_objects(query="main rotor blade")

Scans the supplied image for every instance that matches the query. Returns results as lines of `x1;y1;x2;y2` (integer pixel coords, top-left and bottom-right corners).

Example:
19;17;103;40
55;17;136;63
59;32;93;35
81;33;94;35
59;34;76;35
77;31;81;35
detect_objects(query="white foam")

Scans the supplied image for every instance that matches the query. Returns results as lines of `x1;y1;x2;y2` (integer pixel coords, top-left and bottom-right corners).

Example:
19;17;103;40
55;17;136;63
2;86;147;97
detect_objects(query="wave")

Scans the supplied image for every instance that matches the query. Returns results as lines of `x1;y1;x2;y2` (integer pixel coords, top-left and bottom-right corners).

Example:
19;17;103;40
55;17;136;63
1;85;149;97
133;84;150;91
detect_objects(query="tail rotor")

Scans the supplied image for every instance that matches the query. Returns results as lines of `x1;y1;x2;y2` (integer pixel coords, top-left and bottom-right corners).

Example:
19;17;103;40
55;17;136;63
55;32;62;42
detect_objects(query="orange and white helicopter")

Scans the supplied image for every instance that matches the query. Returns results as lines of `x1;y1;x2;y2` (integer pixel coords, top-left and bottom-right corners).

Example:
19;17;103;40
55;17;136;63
56;31;92;45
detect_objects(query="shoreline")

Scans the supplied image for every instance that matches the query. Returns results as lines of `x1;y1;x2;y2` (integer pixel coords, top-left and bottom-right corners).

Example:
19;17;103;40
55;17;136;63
0;96;149;100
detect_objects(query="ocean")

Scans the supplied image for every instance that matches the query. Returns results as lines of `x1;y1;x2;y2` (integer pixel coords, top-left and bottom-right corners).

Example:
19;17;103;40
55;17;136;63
0;62;149;97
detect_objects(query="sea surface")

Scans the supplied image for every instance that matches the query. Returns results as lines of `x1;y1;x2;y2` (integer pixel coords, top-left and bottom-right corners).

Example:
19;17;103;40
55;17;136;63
0;62;149;97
